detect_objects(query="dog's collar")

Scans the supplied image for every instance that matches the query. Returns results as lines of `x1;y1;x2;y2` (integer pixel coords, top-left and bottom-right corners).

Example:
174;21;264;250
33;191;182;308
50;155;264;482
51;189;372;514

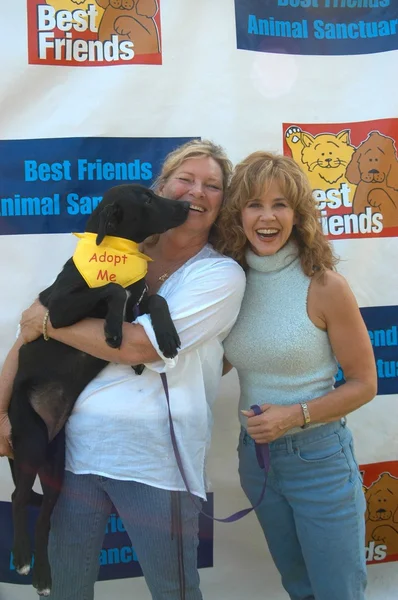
73;232;152;261
72;232;152;289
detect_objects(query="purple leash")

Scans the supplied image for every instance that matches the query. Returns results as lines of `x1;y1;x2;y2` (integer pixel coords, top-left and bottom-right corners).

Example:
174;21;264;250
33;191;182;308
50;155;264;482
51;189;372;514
160;373;270;522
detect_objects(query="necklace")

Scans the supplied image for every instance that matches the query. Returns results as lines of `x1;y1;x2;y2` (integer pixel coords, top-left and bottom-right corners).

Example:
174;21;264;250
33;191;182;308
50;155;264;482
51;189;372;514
158;271;171;282
157;258;187;283
142;243;198;285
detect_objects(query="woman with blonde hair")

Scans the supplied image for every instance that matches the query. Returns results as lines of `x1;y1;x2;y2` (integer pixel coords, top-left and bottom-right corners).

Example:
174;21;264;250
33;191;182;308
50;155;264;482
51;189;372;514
0;139;245;599
220;151;376;600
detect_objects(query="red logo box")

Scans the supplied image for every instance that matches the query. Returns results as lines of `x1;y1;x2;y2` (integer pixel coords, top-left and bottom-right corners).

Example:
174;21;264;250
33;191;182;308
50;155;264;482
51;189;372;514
27;1;162;66
283;118;398;239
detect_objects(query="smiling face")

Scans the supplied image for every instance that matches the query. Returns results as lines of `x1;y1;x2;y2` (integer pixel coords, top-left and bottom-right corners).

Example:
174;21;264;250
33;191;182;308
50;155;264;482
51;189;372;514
241;178;296;256
158;156;224;239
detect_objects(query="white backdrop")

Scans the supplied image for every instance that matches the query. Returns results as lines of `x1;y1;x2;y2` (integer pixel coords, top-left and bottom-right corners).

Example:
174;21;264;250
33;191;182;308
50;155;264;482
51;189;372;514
1;1;398;598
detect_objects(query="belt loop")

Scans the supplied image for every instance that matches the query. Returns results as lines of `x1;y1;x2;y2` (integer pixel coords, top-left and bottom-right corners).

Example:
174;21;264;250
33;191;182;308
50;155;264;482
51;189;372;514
341;417;347;427
285;435;294;454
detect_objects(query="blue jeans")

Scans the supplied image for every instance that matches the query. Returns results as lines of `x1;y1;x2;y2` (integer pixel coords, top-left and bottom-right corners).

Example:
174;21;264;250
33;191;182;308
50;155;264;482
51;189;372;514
238;420;367;600
47;472;203;600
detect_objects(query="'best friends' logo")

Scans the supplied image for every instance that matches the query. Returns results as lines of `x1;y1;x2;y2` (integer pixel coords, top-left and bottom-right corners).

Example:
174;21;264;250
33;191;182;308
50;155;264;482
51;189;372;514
27;0;162;66
283;118;398;239
361;462;398;565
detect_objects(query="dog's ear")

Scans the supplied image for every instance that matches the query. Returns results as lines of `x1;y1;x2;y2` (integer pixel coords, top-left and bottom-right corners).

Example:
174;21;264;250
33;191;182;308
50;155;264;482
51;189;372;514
96;203;123;245
346;148;362;184
385;140;398;190
388;476;398;522
136;0;158;18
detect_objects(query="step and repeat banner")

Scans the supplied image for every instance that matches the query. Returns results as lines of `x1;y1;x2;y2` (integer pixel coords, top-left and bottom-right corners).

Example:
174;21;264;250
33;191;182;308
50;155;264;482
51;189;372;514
0;0;397;598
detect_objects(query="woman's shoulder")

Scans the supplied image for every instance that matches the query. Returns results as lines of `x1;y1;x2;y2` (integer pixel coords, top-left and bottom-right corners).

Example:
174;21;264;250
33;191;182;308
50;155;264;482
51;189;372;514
312;269;349;289
197;243;237;261
188;244;244;268
183;245;246;283
308;269;357;329
310;269;354;307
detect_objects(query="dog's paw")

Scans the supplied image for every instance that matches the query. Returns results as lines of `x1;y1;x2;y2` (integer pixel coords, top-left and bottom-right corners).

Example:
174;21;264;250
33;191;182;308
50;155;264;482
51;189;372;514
13;544;32;575
156;331;181;359
104;324;123;349
36;587;51;597
105;334;123;349
132;364;145;376
114;16;133;36
32;561;52;597
16;564;31;576
371;525;392;543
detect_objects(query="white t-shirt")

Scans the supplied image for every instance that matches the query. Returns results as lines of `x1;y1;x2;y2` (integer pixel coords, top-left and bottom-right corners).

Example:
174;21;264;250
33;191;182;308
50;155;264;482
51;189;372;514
65;245;246;500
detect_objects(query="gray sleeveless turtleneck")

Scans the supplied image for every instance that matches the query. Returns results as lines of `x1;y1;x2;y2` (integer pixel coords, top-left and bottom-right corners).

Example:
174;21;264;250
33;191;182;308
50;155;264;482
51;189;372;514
224;240;337;434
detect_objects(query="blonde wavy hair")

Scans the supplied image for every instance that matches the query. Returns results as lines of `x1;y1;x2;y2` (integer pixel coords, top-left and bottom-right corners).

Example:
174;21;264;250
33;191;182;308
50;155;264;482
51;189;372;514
146;139;232;246
216;151;338;275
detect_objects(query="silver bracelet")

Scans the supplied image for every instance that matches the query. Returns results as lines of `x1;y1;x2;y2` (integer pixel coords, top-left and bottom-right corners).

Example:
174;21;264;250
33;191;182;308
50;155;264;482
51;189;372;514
300;402;311;428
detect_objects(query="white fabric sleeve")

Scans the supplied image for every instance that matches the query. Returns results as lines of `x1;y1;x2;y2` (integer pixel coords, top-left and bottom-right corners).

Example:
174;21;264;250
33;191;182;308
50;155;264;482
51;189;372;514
135;258;246;373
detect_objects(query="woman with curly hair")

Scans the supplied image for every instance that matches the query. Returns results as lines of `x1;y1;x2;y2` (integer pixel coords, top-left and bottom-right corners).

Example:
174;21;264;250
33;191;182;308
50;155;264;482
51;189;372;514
219;152;376;600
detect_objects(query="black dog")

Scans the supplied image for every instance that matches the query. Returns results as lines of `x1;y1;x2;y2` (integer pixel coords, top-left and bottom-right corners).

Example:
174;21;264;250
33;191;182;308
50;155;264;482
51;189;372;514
8;183;190;596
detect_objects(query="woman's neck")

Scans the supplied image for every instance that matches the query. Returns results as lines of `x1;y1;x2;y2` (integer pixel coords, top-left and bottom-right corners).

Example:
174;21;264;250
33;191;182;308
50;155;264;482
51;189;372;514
246;239;299;274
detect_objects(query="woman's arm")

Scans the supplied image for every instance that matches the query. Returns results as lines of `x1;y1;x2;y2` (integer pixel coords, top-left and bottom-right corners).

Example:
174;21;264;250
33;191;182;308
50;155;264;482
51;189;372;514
243;271;377;443
20;259;246;369
19;300;159;365
0;337;24;457
302;271;377;422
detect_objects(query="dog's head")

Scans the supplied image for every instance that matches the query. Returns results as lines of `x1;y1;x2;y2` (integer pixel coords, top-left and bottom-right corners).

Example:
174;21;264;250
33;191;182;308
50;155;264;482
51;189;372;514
346;131;398;190
365;473;398;524
86;184;190;245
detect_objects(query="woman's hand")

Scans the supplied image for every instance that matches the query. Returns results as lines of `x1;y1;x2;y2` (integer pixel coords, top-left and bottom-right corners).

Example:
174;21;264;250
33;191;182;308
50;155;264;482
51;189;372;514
241;403;304;443
20;299;47;344
0;412;13;458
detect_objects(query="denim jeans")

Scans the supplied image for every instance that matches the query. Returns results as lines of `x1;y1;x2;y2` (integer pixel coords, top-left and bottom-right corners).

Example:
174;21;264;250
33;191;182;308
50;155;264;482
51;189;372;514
47;472;203;600
238;420;367;600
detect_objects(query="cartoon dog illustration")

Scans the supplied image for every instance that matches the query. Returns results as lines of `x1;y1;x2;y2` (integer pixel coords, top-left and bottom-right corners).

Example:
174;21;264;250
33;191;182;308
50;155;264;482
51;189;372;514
95;0;160;55
365;472;398;557
285;126;355;190
346;131;398;229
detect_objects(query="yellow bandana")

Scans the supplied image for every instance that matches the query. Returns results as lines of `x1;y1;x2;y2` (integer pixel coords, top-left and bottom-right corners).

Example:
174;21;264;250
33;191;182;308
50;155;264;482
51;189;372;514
72;232;152;289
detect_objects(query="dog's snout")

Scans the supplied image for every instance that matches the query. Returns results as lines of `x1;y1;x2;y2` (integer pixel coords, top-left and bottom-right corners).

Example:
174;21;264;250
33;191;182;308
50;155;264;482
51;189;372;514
369;169;379;174
179;201;191;213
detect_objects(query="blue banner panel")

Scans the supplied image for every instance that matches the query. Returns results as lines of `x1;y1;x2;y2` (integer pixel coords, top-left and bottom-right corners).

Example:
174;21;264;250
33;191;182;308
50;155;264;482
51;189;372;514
336;305;398;396
235;1;398;56
0;494;213;585
0;137;194;236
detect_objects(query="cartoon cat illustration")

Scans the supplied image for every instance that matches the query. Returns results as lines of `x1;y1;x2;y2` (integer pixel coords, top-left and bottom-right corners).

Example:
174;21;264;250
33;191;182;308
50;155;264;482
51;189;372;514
46;0;104;29
285;126;355;190
47;0;87;7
